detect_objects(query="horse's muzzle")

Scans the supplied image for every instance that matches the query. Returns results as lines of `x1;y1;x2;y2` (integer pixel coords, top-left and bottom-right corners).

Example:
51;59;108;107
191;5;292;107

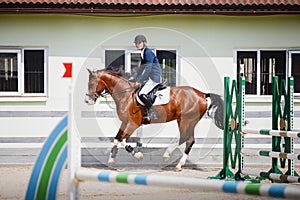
84;94;96;105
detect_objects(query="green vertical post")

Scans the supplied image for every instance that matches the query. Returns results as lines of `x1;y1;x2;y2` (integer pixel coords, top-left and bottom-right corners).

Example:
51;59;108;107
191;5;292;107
209;77;235;180
222;77;232;179
210;76;246;180
221;76;235;179
223;77;229;173
271;76;283;180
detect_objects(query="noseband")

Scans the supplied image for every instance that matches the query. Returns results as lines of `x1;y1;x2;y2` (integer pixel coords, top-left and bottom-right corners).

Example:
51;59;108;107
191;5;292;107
85;92;101;102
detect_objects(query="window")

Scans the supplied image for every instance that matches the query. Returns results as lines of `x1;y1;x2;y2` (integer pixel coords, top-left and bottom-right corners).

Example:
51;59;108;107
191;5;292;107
237;51;257;94
157;50;176;86
0;50;19;93
129;51;141;78
260;51;286;95
290;52;300;93
104;49;177;86
237;50;286;95
0;48;47;97
105;50;125;70
24;50;45;93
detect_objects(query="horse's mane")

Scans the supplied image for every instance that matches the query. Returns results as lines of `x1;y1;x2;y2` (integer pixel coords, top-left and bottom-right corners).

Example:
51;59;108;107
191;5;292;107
100;66;126;78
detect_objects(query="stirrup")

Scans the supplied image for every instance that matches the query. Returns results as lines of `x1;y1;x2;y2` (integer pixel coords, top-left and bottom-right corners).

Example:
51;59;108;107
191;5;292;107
148;107;158;120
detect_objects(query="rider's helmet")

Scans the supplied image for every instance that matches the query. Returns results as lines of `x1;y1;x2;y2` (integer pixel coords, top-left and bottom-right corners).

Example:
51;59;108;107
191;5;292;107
134;35;147;44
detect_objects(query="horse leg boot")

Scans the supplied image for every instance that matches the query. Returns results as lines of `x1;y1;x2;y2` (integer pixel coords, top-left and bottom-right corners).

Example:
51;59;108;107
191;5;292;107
108;139;144;165
108;139;119;166
120;123;143;160
124;142;144;160
108;123;127;166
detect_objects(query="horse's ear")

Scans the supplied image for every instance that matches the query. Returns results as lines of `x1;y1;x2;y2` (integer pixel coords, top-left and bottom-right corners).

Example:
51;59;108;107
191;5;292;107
87;68;93;75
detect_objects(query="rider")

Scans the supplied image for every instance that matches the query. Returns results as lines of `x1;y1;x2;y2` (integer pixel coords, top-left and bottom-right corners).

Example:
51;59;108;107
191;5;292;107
130;35;162;120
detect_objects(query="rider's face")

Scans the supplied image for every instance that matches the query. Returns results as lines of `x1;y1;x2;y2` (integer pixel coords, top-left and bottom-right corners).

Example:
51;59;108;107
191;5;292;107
135;41;144;50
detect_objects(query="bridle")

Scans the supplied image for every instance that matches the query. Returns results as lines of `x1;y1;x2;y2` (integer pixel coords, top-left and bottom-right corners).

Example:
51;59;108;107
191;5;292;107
85;74;103;103
86;74;138;103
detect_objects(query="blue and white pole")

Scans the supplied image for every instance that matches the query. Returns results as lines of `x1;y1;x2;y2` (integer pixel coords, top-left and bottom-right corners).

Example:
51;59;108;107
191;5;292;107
76;169;300;199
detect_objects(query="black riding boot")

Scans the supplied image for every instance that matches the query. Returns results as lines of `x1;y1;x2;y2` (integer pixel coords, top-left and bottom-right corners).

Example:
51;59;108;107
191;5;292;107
139;94;158;120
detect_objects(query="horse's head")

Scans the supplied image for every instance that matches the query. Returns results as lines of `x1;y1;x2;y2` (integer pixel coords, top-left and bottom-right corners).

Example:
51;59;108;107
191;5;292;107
85;68;106;105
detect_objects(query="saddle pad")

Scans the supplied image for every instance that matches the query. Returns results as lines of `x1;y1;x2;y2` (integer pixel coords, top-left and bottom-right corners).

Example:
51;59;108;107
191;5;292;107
136;87;170;106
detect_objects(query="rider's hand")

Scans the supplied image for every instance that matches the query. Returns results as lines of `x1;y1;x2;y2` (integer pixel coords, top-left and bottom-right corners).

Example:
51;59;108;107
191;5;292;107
135;82;140;87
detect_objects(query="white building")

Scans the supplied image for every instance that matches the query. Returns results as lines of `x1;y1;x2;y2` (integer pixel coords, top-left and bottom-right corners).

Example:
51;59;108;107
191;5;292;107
0;0;299;168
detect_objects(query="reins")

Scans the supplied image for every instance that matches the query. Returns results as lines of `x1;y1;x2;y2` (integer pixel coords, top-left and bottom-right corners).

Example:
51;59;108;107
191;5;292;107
100;80;138;97
100;78;142;114
87;70;141;108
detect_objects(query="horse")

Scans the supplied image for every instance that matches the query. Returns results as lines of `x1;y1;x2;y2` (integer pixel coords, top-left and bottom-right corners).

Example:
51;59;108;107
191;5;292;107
85;67;224;171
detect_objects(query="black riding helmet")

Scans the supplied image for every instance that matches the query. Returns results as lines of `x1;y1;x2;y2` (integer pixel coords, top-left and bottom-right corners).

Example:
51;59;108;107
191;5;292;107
134;35;147;44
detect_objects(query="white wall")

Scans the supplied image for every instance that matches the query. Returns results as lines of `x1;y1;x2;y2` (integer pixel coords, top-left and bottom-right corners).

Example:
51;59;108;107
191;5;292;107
0;13;299;144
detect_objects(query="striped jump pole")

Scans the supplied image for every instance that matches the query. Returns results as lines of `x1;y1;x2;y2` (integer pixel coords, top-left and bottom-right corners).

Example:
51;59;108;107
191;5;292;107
241;149;300;161
75;169;300;199
242;169;300;184
241;129;300;139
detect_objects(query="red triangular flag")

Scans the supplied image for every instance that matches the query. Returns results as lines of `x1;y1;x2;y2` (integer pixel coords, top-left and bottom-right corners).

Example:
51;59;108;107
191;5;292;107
62;63;72;78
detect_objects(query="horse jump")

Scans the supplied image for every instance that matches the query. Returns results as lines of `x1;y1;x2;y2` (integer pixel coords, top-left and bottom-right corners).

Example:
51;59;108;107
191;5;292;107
214;75;300;183
25;114;300;200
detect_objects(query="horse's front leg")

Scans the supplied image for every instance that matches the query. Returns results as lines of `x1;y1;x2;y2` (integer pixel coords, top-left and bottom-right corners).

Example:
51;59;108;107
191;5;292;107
108;122;142;166
108;138;120;166
108;123;126;166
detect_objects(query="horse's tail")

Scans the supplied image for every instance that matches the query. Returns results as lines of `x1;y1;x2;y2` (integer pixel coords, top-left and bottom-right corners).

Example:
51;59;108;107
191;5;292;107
206;93;224;130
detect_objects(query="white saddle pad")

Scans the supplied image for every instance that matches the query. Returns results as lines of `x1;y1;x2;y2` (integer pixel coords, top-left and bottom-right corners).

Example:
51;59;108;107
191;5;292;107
136;87;170;106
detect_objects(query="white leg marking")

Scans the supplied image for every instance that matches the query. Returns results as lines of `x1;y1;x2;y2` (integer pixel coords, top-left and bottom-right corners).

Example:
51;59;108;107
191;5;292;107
175;153;188;172
134;152;144;160
163;142;179;161
108;152;115;166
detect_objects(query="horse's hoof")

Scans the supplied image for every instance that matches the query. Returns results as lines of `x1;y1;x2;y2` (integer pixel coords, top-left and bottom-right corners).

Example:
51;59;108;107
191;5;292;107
174;167;182;172
162;155;170;162
134;152;144;160
108;159;115;166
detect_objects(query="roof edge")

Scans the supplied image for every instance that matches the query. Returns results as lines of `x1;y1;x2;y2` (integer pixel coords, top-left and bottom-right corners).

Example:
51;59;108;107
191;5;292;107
0;3;300;15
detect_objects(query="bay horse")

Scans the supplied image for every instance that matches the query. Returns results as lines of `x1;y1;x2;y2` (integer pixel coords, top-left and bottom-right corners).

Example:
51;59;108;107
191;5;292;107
85;67;224;171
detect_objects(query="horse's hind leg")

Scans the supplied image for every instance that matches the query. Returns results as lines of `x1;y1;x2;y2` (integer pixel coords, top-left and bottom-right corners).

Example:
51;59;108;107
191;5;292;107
175;137;195;171
118;122;143;159
175;134;195;172
163;141;179;161
175;119;197;172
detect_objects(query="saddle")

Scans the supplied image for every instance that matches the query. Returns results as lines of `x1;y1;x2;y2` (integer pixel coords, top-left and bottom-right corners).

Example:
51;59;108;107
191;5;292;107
136;80;170;106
